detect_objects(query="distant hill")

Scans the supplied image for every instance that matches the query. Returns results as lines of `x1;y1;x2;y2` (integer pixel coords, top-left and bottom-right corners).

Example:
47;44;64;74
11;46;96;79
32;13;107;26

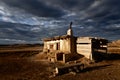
107;40;120;54
108;40;120;47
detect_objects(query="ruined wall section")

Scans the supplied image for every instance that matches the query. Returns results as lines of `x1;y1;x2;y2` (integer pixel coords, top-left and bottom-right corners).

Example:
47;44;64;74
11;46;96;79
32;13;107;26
77;37;92;60
43;38;71;53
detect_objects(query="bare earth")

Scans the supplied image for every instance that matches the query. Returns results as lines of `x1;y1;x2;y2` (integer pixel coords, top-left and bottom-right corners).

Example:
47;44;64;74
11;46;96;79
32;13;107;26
0;44;120;80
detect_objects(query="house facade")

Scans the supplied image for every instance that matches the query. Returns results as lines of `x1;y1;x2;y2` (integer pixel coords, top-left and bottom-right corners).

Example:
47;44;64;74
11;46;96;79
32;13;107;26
77;37;108;60
43;22;108;63
43;22;77;63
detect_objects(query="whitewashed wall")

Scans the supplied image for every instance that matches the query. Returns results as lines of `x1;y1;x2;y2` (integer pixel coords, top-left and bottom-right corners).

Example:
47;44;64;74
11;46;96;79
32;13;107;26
77;37;92;60
43;38;71;52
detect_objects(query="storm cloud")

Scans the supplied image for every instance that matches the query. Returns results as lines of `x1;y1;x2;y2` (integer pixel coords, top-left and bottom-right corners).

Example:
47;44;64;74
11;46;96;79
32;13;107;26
0;0;120;44
0;0;66;17
1;0;120;22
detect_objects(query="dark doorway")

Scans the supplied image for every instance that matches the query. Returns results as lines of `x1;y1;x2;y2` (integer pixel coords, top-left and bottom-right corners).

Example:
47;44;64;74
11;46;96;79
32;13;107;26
57;53;63;61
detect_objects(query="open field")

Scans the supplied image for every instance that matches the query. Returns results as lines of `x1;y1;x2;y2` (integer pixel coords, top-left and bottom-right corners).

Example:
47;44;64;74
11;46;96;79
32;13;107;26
0;44;43;53
0;44;43;58
0;44;120;80
108;47;120;54
0;57;120;80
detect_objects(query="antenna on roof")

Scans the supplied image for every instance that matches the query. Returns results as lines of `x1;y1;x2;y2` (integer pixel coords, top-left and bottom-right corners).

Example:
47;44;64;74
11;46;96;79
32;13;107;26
70;22;73;29
67;22;73;36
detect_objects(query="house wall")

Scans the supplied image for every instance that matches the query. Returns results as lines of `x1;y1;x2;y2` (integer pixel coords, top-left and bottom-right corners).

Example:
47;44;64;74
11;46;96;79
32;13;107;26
70;37;77;53
77;37;92;60
44;36;108;62
60;39;71;52
43;38;71;53
43;37;77;63
77;37;108;60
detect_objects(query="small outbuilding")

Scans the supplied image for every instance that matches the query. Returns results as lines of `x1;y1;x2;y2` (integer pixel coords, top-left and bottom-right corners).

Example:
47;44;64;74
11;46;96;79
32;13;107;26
77;37;108;61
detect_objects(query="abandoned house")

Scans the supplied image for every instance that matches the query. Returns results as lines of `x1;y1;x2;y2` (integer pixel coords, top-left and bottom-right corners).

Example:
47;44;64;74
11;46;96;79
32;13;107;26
77;37;108;61
43;22;108;63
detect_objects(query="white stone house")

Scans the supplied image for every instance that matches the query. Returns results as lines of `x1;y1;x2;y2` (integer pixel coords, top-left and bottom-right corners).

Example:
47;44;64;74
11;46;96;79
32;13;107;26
43;22;108;63
43;22;77;63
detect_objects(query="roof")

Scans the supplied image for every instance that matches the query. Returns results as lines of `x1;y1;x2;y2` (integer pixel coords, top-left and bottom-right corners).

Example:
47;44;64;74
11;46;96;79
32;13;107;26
43;35;75;41
77;37;108;40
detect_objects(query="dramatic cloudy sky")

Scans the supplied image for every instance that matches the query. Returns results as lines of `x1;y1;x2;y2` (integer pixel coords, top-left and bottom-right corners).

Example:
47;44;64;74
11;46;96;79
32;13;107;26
0;0;120;44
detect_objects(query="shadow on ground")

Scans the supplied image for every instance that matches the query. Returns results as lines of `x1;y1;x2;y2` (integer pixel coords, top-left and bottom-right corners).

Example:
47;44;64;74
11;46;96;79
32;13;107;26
93;52;120;62
82;64;112;73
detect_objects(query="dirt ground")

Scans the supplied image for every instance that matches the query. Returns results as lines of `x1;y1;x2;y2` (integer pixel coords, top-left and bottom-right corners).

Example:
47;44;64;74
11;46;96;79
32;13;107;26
0;56;120;80
0;44;120;80
52;60;120;80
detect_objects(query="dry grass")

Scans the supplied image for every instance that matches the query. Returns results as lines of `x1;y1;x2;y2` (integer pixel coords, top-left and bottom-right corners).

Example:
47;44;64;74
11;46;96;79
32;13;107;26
0;44;43;53
108;47;120;54
0;44;120;80
1;53;120;80
0;59;52;80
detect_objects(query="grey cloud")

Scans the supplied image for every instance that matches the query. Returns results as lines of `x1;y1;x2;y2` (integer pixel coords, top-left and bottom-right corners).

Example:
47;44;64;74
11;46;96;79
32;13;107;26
42;0;94;12
1;0;120;24
0;0;120;44
1;0;66;17
41;0;120;26
83;0;120;24
0;20;67;41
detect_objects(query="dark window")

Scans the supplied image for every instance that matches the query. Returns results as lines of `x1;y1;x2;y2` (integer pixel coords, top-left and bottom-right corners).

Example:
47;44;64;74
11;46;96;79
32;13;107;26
77;43;90;44
56;43;60;50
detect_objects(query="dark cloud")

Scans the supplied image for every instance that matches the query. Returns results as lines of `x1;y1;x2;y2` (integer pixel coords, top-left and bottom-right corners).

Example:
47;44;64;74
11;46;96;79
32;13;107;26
1;0;65;17
1;0;120;23
83;0;120;24
42;0;94;11
0;21;67;41
0;0;120;44
41;0;120;25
